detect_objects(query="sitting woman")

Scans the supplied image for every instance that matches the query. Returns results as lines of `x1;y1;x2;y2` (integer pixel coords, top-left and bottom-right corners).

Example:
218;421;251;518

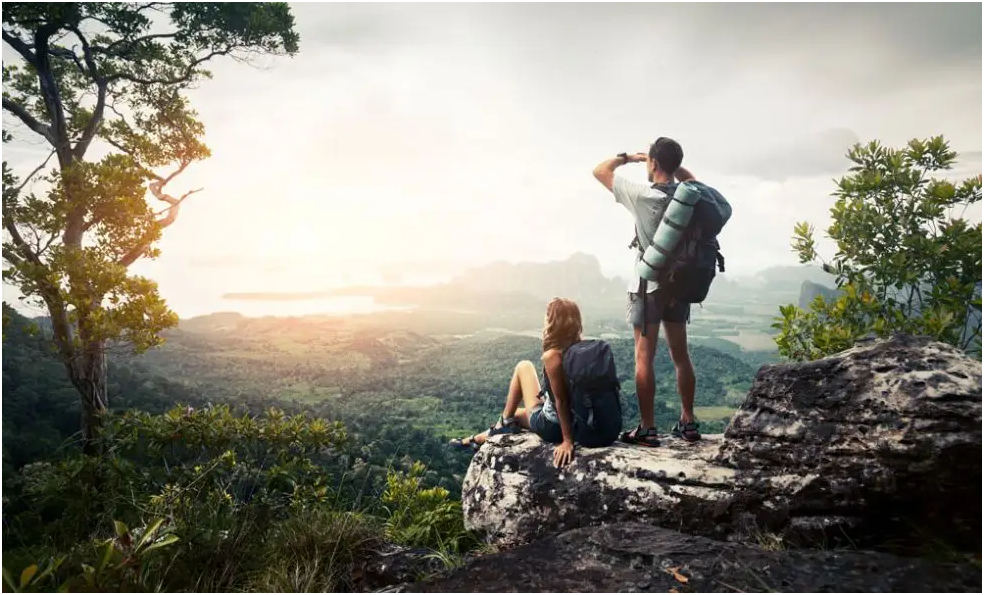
450;297;580;468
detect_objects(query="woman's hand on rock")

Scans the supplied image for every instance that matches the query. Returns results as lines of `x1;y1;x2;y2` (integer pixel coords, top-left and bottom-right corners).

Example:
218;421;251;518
553;440;575;468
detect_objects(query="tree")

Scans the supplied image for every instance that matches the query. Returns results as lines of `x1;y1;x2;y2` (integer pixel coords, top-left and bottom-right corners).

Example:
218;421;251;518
774;136;982;361
2;3;299;452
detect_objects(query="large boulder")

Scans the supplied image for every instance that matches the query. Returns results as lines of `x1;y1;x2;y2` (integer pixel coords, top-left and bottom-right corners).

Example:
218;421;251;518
462;433;737;546
420;522;981;593
462;335;982;551
717;334;982;550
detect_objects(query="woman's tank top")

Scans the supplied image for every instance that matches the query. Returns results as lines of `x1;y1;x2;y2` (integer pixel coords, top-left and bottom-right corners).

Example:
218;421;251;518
540;366;559;423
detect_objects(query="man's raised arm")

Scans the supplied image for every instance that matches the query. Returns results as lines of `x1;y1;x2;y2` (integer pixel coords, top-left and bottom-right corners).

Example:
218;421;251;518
593;152;646;192
675;166;697;183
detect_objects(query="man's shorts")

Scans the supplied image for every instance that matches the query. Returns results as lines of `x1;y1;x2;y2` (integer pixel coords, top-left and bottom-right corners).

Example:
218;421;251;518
626;291;691;328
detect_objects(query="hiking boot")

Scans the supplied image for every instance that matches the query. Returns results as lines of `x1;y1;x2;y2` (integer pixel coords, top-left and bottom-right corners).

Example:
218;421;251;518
671;420;701;442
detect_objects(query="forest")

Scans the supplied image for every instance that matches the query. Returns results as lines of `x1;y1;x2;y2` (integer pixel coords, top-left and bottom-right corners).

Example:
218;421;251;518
3;305;762;493
1;304;764;590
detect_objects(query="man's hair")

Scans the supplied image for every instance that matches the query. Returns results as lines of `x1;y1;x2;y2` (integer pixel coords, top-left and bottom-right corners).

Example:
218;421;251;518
648;137;683;174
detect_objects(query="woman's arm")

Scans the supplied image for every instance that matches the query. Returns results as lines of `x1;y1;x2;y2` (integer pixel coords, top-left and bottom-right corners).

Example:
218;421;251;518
543;350;575;467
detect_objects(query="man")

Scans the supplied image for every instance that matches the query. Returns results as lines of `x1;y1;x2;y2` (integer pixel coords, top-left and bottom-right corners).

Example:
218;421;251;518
591;137;700;445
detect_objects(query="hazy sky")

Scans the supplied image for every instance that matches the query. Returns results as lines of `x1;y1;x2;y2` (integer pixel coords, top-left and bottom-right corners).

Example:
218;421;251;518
3;2;982;317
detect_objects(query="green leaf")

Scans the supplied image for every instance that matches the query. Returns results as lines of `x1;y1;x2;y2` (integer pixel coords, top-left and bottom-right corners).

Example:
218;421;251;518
3;566;19;592
142;534;180;553
34;557;64;582
81;564;96;588
97;540;115;572
113;520;129;539
136;518;165;550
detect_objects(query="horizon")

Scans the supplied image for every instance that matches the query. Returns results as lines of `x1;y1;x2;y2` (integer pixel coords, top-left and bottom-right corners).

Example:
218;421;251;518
3;3;981;320
5;254;825;320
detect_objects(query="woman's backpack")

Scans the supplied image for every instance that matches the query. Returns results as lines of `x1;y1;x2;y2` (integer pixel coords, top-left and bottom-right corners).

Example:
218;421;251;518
545;340;623;448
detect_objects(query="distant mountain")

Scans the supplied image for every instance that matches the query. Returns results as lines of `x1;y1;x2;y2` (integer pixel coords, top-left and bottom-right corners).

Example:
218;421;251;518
740;265;836;292
321;253;624;318
447;252;624;306
798;280;841;309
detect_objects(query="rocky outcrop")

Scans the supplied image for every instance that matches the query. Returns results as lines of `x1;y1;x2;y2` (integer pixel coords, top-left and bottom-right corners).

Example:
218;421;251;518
462;335;982;552
462;433;736;546
718;333;982;550
421;522;981;593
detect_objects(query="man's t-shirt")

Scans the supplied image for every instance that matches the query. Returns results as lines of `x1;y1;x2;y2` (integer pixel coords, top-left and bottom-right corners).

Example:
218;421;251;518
612;175;673;294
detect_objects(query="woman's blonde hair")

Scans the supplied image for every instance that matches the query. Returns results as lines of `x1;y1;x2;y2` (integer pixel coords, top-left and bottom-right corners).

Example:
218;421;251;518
542;298;583;353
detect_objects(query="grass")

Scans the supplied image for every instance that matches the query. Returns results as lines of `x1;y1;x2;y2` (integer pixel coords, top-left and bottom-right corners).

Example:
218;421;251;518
246;509;384;593
695;406;737;420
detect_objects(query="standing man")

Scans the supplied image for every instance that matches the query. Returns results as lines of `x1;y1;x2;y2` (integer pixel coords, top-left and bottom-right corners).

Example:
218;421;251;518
592;138;701;445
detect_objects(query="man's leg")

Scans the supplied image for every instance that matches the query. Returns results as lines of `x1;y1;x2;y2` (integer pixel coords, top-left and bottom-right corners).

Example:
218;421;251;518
625;291;663;441
662;300;700;441
662;320;696;424
633;322;660;429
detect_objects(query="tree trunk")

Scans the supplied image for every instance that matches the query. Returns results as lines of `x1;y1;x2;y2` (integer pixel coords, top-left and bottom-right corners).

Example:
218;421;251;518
68;340;108;455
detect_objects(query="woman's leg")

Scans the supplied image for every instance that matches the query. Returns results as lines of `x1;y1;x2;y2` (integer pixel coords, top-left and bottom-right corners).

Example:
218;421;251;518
501;360;543;429
456;360;542;447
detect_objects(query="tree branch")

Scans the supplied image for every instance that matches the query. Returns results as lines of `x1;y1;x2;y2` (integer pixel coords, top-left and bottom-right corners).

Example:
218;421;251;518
2;28;37;65
2;97;56;145
71;25;107;161
68;26;99;76
48;44;87;76
14;149;56;195
107;48;232;86
118;163;202;267
33;24;72;166
3;202;43;272
97;32;178;58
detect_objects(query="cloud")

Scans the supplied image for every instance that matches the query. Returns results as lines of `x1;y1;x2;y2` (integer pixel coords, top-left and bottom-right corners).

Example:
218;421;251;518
712;129;861;182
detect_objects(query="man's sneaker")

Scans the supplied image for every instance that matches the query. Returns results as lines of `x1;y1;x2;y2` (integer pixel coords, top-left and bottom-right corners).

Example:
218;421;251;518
671;420;701;442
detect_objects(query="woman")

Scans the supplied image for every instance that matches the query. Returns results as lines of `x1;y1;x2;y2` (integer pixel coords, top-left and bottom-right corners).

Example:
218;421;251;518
450;297;581;468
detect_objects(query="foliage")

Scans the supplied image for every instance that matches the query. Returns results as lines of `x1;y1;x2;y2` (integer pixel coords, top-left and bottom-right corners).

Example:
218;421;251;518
247;509;383;593
774;137;982;360
2;2;299;449
2;404;351;592
382;462;477;553
2;518;180;593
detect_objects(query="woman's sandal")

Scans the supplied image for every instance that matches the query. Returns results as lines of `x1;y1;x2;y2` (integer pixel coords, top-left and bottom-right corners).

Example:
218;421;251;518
450;417;520;452
449;435;481;451
488;416;521;437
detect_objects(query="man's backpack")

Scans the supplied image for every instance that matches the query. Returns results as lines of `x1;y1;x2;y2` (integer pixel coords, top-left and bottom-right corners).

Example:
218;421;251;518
544;339;622;448
633;180;732;305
